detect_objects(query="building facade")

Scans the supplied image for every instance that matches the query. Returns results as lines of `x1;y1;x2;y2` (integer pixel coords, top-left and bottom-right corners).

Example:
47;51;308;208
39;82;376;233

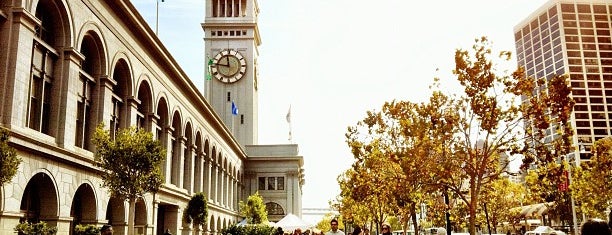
202;0;305;220
514;0;612;163
0;0;303;234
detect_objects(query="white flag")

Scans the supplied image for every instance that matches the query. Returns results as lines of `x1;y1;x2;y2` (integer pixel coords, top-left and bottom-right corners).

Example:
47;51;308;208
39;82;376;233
286;105;291;123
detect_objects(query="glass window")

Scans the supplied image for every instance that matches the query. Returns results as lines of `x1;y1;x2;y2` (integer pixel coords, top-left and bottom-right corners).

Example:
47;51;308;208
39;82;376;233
577;5;591;13
277;177;284;190
265;202;285;215
76;75;93;149
561;4;575;13
28;43;55;135
258;177;266;190
593;5;606;13
268;177;276;190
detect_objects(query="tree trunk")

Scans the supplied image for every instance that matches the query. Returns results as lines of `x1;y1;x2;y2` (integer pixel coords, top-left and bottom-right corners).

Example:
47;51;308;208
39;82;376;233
411;204;419;235
469;178;476;235
128;198;136;235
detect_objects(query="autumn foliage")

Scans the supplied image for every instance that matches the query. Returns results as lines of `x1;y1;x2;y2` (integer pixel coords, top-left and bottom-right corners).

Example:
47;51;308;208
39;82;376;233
338;37;577;235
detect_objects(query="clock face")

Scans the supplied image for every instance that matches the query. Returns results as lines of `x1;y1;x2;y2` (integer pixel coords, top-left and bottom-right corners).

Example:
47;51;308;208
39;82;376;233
212;50;247;83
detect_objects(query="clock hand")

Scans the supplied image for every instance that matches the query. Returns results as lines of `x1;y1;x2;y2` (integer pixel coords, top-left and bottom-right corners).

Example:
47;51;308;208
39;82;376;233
217;58;229;66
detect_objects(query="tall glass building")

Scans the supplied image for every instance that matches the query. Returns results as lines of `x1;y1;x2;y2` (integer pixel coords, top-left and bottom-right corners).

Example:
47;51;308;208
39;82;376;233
514;0;612;162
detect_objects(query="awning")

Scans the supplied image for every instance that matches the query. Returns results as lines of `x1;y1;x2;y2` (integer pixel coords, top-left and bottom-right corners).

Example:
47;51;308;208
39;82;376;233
511;202;554;218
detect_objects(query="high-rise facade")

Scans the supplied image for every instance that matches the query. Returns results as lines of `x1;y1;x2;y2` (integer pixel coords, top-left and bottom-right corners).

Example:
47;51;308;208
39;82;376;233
514;0;612;161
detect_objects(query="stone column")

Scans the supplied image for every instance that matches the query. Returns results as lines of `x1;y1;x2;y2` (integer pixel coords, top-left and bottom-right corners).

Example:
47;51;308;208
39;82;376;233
147;113;160;137
194;150;204;193
213;163;218;204
57;47;85;148
205;154;212;202
184;143;195;193
177;136;186;189
99;75;117;130
126;96;141;128
286;170;298;214
2;8;37;126
164;126;175;185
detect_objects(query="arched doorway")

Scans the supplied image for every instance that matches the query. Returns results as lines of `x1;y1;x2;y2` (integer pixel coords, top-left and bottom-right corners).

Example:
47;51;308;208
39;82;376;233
70;184;97;234
20;172;58;223
134;198;148;234
156;203;179;235
106;197;126;234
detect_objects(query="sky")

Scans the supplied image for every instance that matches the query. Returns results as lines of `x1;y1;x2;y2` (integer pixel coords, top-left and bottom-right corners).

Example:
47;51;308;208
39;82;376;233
132;0;551;218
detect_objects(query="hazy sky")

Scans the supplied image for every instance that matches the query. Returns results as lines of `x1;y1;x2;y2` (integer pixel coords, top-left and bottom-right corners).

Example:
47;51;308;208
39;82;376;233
132;0;550;216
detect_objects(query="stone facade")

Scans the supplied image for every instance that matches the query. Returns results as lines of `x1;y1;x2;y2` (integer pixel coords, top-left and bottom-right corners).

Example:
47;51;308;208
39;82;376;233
201;0;306;224
0;0;303;234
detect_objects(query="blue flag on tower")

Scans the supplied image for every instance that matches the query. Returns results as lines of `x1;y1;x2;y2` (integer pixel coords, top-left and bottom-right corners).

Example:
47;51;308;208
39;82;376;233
231;101;238;116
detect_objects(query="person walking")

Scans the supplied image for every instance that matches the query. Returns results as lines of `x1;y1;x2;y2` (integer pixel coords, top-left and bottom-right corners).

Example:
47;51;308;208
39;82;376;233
381;222;391;235
100;225;113;235
581;218;611;235
326;219;345;235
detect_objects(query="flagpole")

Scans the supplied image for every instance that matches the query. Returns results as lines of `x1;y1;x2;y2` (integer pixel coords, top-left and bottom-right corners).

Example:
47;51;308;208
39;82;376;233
155;0;159;35
286;105;292;143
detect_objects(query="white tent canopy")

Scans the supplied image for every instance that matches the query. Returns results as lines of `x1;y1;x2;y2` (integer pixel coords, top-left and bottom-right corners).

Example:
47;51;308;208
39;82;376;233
275;213;313;231
236;218;275;227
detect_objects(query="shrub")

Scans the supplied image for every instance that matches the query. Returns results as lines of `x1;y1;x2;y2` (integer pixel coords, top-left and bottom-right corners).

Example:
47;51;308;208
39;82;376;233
74;224;101;235
14;221;58;235
221;224;275;235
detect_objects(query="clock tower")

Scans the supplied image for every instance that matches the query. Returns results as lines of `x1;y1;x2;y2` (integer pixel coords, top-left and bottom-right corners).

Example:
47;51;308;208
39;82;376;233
203;0;261;146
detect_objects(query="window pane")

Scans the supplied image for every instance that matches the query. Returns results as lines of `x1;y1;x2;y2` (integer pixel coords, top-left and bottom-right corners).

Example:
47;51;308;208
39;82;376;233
268;177;275;190
258;177;266;190
277;177;284;190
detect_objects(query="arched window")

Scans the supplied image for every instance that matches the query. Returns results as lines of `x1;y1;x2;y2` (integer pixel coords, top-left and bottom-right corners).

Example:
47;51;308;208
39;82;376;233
75;33;102;150
110;59;130;138
29;1;58;135
265;202;284;215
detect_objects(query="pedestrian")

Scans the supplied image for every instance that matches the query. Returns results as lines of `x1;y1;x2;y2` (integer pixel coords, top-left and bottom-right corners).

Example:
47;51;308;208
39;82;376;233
326;219;345;235
352;226;362;235
276;227;285;235
164;229;172;235
100;225;113;235
381;222;391;235
294;228;303;235
581;218;611;235
363;228;370;235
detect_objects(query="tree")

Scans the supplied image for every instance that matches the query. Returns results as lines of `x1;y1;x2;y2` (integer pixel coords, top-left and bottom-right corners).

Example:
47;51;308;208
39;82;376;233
433;37;525;235
239;192;269;224
316;213;345;233
0;127;20;184
92;125;165;235
184;192;209;234
331;185;371;230
479;177;526;233
514;62;575;228
572;137;612;218
338;37;574;235
340;130;397;234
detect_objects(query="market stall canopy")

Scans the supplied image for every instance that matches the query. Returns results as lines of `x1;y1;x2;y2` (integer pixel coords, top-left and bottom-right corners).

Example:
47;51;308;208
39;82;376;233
510;202;554;218
526;226;566;235
237;218;275;227
275;213;313;231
